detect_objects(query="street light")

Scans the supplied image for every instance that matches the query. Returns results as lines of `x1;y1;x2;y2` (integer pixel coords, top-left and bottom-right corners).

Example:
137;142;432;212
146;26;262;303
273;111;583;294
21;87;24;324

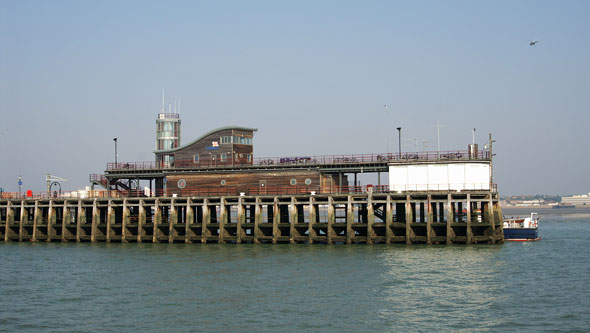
396;127;402;159
18;175;22;198
113;138;118;166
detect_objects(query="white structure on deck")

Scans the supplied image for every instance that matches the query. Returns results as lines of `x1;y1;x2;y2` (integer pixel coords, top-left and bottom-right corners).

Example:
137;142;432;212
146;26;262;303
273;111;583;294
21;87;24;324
389;161;491;192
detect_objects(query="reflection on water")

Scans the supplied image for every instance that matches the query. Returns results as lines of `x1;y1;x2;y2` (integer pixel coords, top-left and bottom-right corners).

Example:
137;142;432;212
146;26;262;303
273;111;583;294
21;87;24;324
0;214;589;332
377;246;504;331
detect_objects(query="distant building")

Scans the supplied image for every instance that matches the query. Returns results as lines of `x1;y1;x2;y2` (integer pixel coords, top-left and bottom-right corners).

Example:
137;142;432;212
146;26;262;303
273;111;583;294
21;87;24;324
561;193;590;206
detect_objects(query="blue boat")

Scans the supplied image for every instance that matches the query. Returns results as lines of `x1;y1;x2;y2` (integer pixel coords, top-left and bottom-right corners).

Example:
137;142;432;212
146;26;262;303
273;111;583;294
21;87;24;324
503;213;540;241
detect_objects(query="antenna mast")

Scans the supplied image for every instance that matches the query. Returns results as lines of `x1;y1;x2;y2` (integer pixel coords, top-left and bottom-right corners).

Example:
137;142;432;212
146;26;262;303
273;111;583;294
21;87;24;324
161;88;165;113
434;121;445;153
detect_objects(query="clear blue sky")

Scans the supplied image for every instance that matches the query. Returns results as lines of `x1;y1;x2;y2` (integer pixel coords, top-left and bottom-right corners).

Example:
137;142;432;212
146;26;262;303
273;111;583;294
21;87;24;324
1;0;589;195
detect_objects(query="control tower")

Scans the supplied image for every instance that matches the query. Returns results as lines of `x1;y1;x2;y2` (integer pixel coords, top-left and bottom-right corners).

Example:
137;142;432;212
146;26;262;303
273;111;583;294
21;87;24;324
155;91;181;167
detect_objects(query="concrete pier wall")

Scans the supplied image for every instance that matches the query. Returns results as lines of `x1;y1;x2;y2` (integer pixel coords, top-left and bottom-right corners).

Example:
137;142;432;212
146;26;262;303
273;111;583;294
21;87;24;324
0;191;503;244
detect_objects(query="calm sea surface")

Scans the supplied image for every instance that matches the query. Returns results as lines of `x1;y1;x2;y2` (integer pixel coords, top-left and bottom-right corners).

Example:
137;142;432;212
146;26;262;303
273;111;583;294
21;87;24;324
1;208;589;332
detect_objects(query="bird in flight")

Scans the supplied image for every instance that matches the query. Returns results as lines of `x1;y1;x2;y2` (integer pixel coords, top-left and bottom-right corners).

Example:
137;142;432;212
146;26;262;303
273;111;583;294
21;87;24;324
529;40;541;46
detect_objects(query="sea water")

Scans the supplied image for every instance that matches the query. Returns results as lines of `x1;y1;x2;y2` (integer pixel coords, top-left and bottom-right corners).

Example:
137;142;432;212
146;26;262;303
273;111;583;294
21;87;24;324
1;209;589;332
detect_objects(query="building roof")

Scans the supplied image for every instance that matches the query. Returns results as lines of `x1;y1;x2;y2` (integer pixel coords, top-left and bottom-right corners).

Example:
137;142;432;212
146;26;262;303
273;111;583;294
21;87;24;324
155;126;258;154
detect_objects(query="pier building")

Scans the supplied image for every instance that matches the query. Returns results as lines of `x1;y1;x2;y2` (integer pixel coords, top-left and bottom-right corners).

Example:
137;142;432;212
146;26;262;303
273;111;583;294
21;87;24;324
0;97;504;245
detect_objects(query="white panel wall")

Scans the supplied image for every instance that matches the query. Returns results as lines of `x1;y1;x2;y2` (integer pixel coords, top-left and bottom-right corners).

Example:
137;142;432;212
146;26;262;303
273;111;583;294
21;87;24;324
408;165;427;191
389;163;490;191
428;164;448;190
448;164;466;190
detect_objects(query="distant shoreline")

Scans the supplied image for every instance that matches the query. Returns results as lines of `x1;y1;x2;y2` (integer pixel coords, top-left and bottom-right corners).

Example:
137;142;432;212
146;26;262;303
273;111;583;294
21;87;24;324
501;205;558;209
501;205;590;216
501;205;587;209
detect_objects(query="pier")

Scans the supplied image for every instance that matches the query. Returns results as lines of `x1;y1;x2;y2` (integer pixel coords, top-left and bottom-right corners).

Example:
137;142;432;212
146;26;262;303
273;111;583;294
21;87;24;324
1;191;503;244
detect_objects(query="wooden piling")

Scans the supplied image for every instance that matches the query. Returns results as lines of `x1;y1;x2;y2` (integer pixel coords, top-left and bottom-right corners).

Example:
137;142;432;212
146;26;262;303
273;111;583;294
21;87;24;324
0;190;503;245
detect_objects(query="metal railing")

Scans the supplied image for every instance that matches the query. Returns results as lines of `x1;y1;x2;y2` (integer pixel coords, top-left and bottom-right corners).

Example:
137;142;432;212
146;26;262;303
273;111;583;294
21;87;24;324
107;150;490;171
0;183;497;200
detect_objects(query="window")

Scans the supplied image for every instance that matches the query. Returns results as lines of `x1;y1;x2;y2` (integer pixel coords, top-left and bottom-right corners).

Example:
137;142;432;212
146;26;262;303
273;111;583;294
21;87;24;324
290;179;297;185
247;154;252;162
194;155;199;163
220;153;227;162
221;136;232;144
231;135;253;145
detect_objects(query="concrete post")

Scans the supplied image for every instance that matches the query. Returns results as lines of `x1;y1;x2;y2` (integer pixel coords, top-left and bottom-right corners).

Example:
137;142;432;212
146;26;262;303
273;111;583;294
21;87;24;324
488;193;495;244
385;195;392;244
346;196;353;244
367;194;374;245
308;196;316;244
76;200;83;243
236;197;244;244
272;197;279;244
219;198;226;244
405;195;413;245
447;193;454;245
61;201;70;242
254;198;261;244
91;199;99;243
169;199;177;244
427;195;433;245
289;197;296;244
47;200;55;242
153;199;161;243
4;201;14;241
138;200;145;243
466;194;472;244
327;196;335;245
122;199;129;243
19;201;26;242
106;200;113;243
185;199;194;244
201;199;210;244
32;200;39;242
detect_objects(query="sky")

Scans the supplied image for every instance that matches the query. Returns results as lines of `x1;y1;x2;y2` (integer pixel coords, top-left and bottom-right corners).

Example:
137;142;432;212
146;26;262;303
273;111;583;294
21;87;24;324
1;0;589;196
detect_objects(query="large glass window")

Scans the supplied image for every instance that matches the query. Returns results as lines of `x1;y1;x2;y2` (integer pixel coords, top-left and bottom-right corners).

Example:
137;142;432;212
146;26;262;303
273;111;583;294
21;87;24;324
231;135;253;145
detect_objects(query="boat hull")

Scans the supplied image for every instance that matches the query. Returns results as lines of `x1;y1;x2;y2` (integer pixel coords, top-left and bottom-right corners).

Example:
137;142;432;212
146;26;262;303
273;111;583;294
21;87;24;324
504;227;539;241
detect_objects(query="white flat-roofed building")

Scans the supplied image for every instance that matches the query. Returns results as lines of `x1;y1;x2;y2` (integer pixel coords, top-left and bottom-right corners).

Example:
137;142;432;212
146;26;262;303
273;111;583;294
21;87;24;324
389;161;491;192
561;193;590;206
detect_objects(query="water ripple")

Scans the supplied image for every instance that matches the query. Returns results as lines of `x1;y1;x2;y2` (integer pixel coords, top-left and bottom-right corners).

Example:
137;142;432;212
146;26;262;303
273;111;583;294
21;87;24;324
1;216;589;332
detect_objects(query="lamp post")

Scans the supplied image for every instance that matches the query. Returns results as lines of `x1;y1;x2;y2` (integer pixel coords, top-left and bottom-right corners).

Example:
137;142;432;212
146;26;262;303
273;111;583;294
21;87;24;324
396;127;402;159
113;138;118;167
18;175;22;198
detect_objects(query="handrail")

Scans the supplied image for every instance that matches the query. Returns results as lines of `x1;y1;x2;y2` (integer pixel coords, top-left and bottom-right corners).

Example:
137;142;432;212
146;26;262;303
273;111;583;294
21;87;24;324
107;150;490;171
0;183;498;200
